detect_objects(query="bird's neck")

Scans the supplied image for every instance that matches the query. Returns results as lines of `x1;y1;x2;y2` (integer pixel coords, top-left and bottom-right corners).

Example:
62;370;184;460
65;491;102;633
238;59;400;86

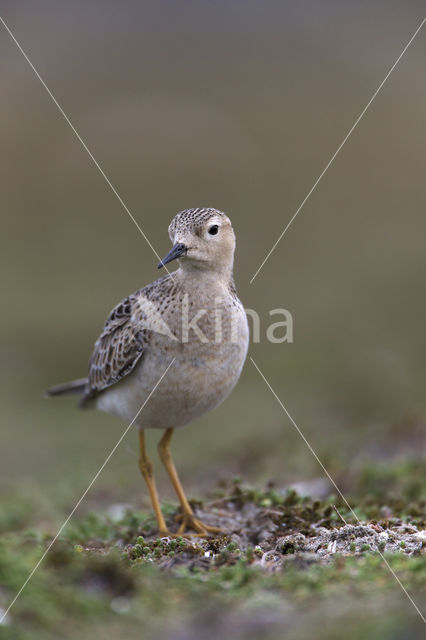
178;262;236;295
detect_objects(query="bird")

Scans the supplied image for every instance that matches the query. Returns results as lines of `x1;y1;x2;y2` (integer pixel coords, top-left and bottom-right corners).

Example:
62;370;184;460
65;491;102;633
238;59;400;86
46;207;249;536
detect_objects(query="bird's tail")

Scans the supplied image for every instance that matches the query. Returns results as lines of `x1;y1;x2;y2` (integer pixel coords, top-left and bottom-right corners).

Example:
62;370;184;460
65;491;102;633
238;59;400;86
44;377;88;398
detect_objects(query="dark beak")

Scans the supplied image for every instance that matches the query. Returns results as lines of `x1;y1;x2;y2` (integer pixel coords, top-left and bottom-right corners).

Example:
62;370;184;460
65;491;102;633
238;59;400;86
157;242;187;269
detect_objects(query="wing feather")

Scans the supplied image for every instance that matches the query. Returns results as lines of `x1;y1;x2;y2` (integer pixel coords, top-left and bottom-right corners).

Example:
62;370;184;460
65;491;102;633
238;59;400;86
81;294;148;405
80;274;175;407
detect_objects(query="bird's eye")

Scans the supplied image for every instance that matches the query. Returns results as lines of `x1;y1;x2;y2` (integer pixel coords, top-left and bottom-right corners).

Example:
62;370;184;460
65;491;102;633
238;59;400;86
208;224;219;236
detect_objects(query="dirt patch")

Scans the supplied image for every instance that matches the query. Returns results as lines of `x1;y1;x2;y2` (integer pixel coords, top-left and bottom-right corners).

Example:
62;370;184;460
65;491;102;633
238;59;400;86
115;483;425;570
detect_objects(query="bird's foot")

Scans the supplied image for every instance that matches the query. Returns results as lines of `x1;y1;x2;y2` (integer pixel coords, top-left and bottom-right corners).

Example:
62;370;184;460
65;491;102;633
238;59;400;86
175;512;223;537
158;529;175;537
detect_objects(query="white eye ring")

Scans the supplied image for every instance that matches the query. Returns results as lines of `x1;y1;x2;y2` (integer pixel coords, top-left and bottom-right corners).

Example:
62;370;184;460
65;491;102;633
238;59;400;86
208;224;219;236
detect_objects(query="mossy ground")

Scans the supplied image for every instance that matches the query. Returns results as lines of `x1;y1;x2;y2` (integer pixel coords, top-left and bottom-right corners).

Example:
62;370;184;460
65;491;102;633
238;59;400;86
0;461;425;640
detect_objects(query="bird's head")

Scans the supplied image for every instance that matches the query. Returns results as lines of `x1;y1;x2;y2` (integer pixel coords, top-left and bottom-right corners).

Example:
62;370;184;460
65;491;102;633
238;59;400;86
158;207;235;274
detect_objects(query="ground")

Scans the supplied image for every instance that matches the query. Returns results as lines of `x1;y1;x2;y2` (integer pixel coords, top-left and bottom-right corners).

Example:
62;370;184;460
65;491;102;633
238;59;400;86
0;461;425;640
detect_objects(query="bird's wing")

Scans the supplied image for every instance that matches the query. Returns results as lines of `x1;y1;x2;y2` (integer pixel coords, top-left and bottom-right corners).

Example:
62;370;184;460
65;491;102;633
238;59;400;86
81;293;148;405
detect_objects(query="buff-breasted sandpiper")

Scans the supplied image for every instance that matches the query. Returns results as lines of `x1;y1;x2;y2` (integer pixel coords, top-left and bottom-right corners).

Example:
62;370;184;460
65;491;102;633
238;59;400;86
46;207;249;536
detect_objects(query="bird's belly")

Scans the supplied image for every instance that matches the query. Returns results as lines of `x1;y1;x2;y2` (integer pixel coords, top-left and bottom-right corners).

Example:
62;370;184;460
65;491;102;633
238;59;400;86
96;330;248;430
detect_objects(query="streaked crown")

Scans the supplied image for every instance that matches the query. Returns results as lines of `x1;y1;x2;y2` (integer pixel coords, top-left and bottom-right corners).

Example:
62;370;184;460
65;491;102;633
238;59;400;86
168;207;228;241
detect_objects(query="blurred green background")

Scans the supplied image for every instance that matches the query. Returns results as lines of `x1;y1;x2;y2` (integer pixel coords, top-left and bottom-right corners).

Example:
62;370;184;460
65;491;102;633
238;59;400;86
1;0;425;512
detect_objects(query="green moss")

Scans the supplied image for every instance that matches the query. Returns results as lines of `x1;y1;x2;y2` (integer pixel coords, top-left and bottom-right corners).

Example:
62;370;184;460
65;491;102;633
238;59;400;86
1;463;425;640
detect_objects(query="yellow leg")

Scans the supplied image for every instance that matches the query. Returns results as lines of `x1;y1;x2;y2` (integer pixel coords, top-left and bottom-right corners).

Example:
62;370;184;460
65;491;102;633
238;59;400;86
138;430;169;536
158;428;222;536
